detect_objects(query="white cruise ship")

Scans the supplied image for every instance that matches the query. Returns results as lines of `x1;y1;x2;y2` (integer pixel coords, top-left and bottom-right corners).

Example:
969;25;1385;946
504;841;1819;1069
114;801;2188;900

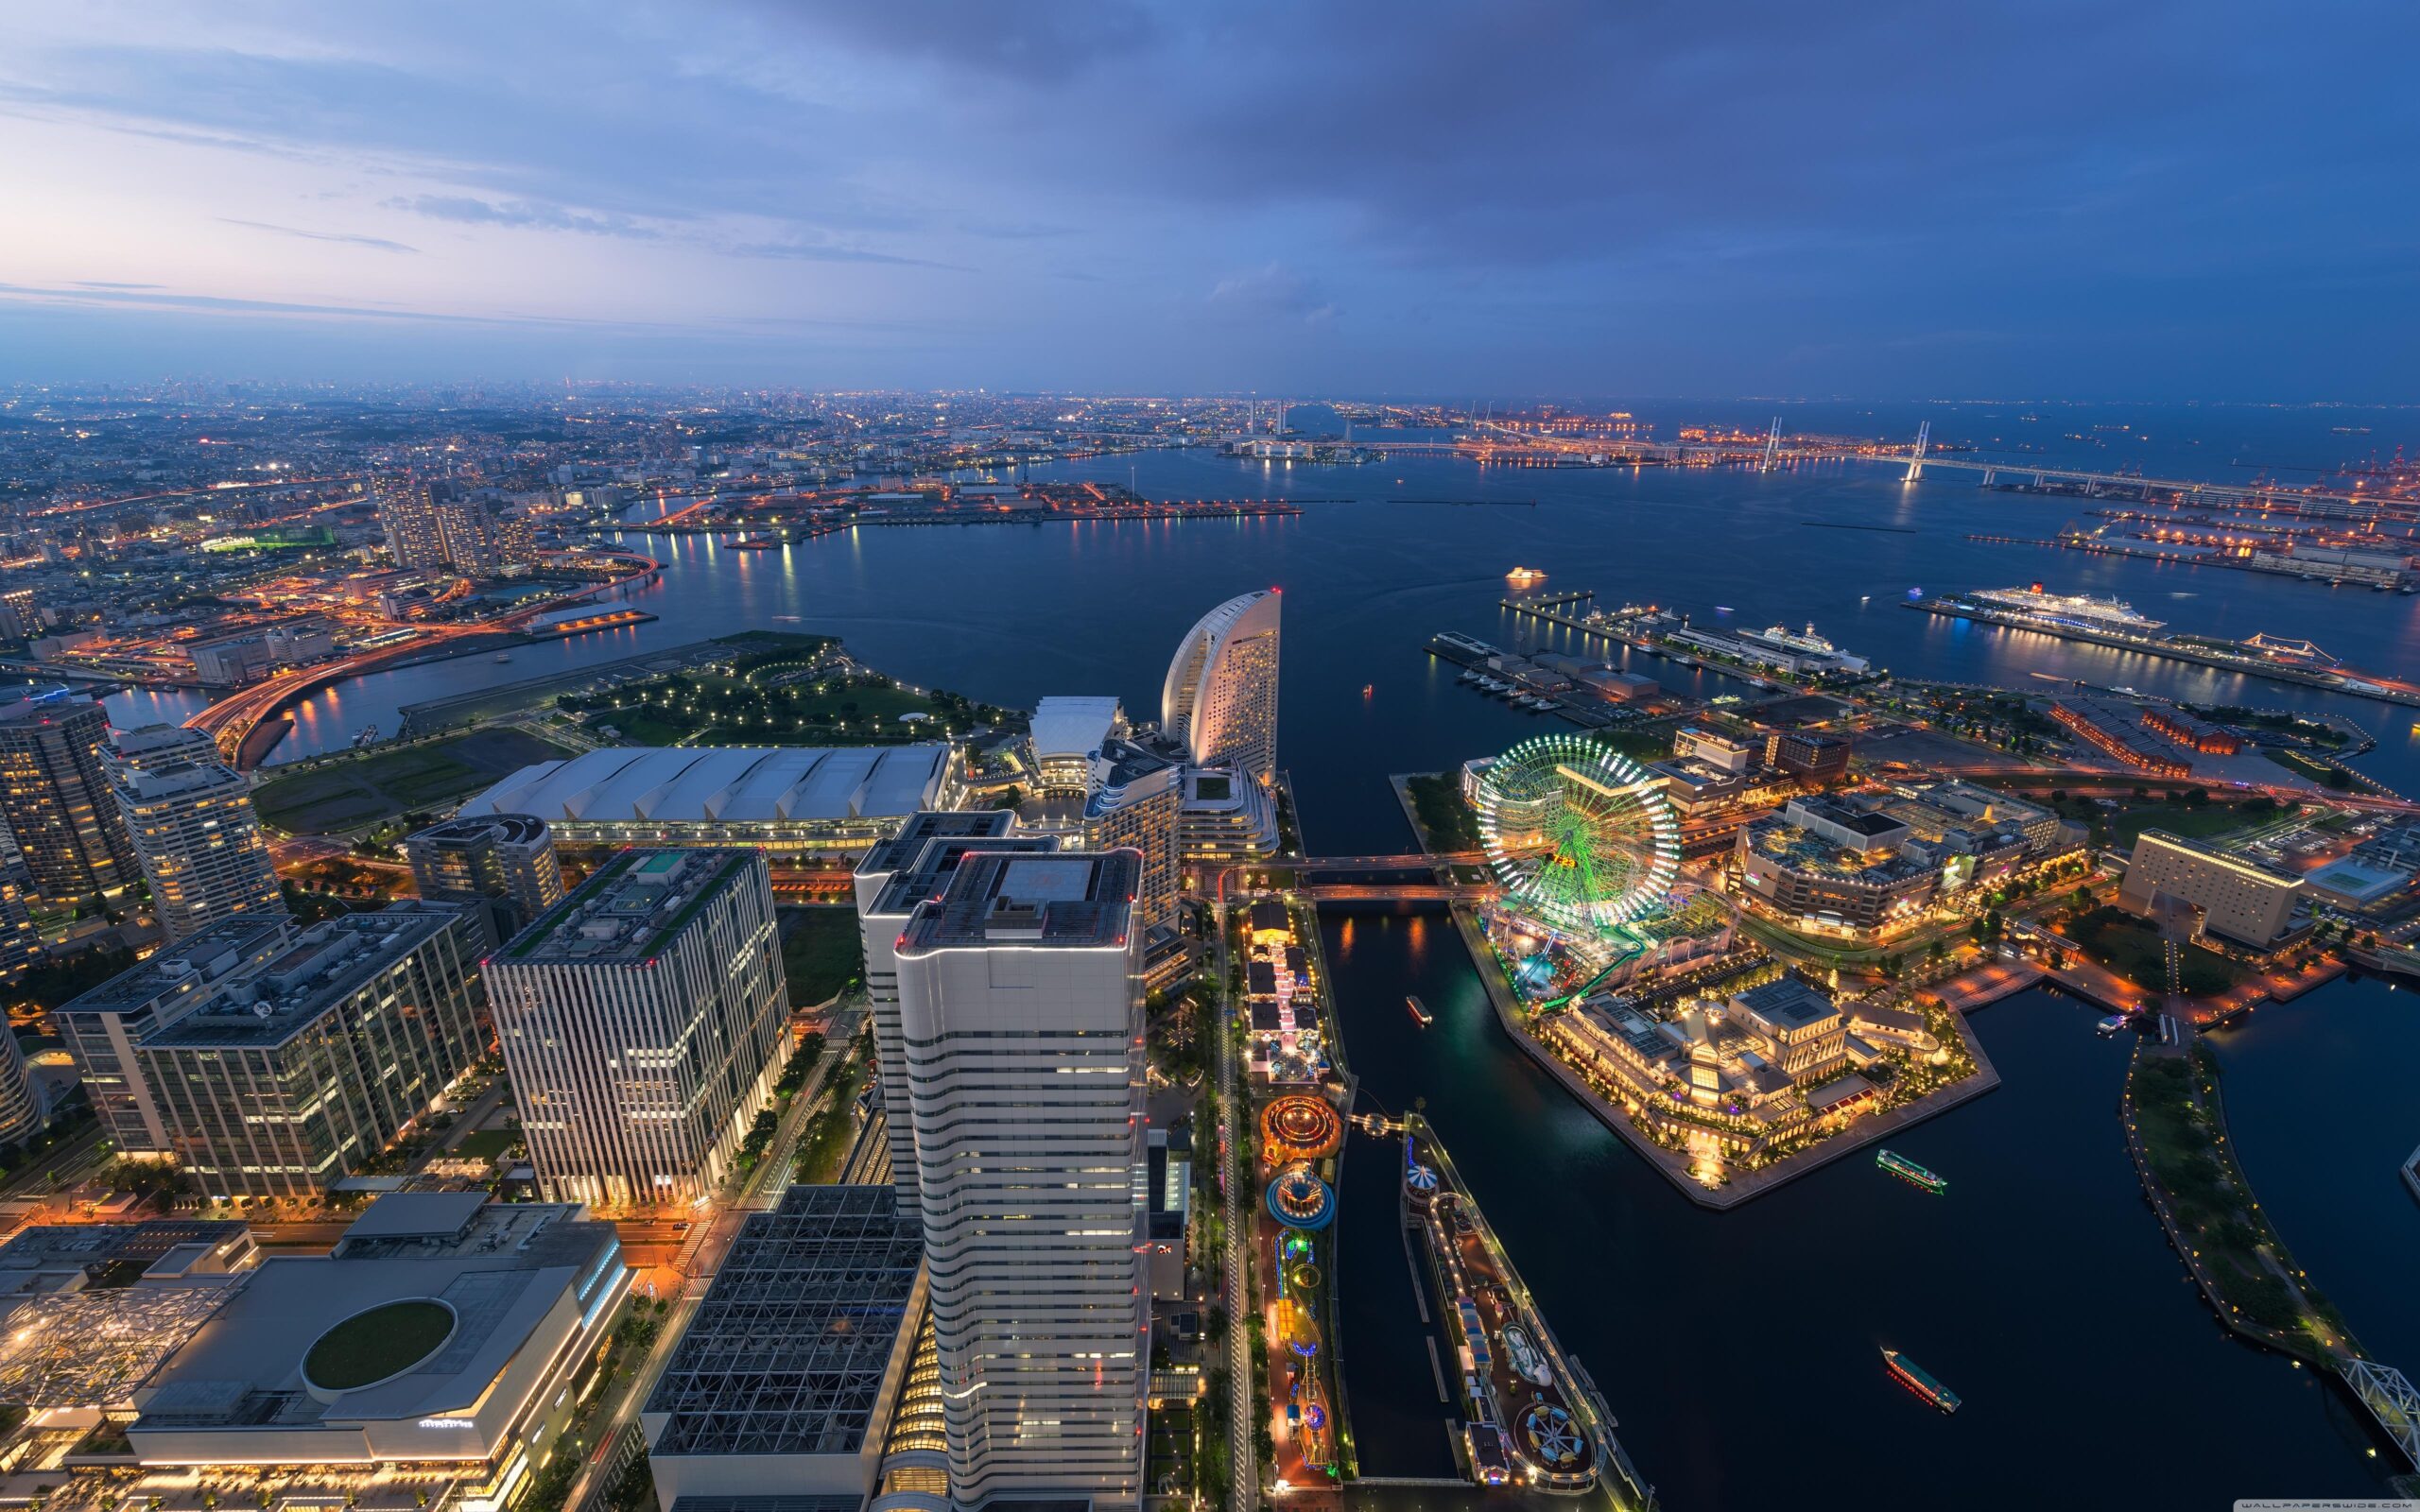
1968;586;2165;632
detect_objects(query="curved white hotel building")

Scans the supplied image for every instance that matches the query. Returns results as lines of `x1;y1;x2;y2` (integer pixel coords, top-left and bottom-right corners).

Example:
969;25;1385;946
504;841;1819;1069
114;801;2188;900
1161;589;1281;782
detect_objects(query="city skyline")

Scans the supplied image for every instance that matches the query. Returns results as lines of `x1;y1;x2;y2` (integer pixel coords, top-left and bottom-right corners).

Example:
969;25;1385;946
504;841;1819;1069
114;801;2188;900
6;12;2420;1509
3;2;2416;399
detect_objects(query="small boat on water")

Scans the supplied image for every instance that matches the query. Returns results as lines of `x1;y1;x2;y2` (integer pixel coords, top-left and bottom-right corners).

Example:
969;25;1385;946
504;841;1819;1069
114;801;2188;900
2097;1015;2128;1038
1408;995;1434;1027
1877;1149;1945;1194
493;653;512;663
1882;1349;1961;1413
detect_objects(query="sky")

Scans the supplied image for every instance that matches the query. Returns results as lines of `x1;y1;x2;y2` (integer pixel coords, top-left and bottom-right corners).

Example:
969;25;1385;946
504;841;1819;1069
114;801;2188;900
0;1;2414;400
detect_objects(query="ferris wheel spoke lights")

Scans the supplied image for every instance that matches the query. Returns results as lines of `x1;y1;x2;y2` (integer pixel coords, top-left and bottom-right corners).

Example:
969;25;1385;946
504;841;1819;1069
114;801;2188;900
1474;732;1681;936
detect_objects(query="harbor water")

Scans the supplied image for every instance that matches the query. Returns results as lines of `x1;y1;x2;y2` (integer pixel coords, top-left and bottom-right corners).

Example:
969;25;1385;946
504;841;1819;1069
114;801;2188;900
1322;903;2405;1508
78;403;2420;1501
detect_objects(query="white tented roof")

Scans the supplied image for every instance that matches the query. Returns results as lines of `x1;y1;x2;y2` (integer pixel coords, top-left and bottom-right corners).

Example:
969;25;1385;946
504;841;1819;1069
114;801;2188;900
459;745;949;825
1030;696;1123;763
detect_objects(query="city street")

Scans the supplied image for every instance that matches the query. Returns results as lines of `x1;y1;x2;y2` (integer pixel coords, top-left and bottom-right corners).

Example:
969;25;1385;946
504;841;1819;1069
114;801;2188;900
1210;885;1254;1512
557;1009;862;1512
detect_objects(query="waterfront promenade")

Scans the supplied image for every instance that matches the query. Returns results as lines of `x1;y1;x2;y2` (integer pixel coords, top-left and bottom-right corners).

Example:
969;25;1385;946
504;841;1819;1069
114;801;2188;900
1445;906;2000;1211
2121;1037;2420;1471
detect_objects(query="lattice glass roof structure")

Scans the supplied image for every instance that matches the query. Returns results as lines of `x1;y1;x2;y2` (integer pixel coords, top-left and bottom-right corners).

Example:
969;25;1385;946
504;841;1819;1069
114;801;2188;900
645;1185;922;1458
0;1283;236;1408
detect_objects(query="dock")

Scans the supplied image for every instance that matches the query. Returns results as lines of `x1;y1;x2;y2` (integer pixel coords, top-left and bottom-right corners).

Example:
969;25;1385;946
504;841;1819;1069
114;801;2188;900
1400;1113;1650;1506
1905;596;2420;708
1498;591;1660;641
1424;631;1619;729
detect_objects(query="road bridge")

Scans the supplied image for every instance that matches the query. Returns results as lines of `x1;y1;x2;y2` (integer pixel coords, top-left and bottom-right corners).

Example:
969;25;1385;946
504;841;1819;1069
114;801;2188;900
1301;884;1481;902
1813;444;2387;513
186;553;661;767
2344;1359;2420;1469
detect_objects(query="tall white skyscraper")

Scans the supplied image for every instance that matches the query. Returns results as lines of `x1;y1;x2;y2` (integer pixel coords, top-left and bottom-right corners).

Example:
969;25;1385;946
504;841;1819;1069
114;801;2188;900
488;849;787;1209
891;849;1147;1510
106;724;282;942
853;811;1056;1219
1161;589;1281;783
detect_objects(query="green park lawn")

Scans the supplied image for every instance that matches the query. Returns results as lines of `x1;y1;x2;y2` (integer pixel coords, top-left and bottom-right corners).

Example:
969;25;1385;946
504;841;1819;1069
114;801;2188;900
302;1299;455;1389
252;729;571;834
2066;904;2244;997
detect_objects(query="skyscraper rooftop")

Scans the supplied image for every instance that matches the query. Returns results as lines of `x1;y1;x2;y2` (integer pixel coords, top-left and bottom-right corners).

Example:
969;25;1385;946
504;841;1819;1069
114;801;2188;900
902;850;1138;951
505;849;752;964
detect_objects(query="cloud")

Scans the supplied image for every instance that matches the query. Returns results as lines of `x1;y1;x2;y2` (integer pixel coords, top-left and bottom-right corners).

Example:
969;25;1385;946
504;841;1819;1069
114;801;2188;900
1207;264;1336;325
217;218;418;253
73;281;165;290
384;195;666;240
0;280;594;328
738;0;1162;85
384;194;962;268
721;238;969;270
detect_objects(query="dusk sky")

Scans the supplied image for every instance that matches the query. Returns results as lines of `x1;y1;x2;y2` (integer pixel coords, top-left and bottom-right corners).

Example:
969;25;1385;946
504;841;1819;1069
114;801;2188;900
2;1;2412;398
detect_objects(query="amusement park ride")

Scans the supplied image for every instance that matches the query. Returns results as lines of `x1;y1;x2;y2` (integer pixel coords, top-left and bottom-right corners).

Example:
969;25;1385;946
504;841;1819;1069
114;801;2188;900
1472;732;1686;1006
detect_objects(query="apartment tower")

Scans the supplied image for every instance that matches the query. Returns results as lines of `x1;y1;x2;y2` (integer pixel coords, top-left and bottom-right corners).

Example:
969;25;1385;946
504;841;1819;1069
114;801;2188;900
0;689;138;899
107;724;282;942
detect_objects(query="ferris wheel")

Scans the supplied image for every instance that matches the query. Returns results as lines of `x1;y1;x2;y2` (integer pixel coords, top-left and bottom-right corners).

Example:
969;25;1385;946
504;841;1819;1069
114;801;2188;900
1474;732;1680;935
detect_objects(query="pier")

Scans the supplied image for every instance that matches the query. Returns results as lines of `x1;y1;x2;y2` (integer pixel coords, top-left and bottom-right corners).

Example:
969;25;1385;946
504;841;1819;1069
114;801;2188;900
1396;1113;1651;1506
1905;596;2420;709
2122;1040;2420;1470
1497;593;1662;644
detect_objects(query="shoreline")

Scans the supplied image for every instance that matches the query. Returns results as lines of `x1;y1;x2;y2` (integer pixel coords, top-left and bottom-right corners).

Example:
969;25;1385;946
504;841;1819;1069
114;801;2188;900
1446;903;2003;1211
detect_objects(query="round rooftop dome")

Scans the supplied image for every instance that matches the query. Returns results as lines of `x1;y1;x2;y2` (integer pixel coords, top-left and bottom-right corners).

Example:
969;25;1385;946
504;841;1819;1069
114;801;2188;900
301;1298;458;1395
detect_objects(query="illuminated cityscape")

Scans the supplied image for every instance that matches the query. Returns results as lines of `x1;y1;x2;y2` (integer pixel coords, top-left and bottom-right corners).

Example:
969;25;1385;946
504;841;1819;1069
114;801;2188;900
0;9;2418;1512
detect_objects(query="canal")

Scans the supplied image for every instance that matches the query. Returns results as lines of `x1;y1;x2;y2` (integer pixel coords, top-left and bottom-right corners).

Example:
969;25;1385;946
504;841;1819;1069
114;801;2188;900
1322;902;2398;1508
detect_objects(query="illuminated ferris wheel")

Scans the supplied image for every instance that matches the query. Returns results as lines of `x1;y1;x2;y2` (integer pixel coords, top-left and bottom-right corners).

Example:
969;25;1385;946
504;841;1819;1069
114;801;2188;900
1474;732;1681;936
